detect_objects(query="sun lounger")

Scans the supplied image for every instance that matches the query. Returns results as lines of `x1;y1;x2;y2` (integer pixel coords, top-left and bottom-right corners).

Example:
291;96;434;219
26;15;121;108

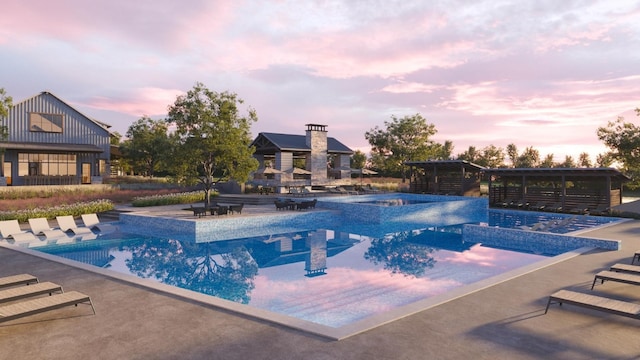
0;220;38;241
28;218;68;239
0;274;38;289
81;214;118;233
545;289;640;319
610;263;640;275
0;282;63;304
55;216;94;235
632;251;640;265
0;290;95;323
591;270;640;290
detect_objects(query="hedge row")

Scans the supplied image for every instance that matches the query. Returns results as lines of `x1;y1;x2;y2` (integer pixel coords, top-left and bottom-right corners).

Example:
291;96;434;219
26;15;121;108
131;191;210;207
0;199;115;223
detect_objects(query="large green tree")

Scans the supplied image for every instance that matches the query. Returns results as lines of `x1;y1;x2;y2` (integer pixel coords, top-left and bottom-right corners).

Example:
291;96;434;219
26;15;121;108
365;114;448;180
457;144;505;168
0;88;13;178
597;109;640;187
121;116;171;177
350;150;367;170
166;83;259;207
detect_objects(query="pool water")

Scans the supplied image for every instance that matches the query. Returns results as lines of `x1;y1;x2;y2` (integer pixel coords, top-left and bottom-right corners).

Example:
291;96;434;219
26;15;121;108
354;198;433;206
38;227;548;328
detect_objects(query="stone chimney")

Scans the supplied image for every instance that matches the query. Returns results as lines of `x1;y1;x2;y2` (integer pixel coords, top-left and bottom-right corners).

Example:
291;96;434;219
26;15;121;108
305;124;328;183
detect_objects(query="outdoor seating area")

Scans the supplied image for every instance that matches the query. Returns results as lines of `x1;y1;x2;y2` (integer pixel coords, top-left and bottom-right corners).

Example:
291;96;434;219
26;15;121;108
0;214;115;245
546;252;640;320
274;199;317;211
189;203;246;218
0;274;95;324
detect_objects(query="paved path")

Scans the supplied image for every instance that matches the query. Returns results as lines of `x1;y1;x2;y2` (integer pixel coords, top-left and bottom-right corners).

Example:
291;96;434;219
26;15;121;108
1;206;640;359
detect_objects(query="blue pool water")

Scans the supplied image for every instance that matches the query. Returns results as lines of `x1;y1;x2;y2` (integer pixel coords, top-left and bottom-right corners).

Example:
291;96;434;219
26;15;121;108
35;226;548;328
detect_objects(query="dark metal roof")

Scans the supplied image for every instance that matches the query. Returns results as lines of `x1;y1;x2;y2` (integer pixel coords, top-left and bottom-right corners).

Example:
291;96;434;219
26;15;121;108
484;167;631;180
1;142;104;153
405;160;486;171
251;132;353;154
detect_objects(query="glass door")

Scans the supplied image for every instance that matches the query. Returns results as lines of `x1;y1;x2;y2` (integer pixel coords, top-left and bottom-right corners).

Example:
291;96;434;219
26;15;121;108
82;162;91;184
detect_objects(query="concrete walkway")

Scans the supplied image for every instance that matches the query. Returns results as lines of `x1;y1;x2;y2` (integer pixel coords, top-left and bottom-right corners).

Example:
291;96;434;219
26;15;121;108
1;205;640;359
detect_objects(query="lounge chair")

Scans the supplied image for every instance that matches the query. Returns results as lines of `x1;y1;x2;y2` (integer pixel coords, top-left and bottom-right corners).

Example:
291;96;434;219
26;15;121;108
0;274;38;289
28;218;68;239
0;290;95;323
610;263;640;275
545;289;640;319
0;281;63;304
55;216;94;235
632;251;640;265
0;220;38;241
591;270;640;290
81;214;118;233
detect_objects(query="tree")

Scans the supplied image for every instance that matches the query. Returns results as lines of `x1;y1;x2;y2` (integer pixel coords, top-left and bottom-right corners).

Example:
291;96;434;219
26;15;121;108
578;152;592;168
558;155;576;168
456;146;479;163
166;83;259;207
0;88;13;178
540;154;555;168
121;116;171;177
350;150;367;169
365;114;447;180
457;144;505;168
597;111;640;187
516;146;540;168
506;143;518;167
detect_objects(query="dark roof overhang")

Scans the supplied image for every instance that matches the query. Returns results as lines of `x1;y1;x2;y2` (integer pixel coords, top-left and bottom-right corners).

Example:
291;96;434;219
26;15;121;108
0;142;104;153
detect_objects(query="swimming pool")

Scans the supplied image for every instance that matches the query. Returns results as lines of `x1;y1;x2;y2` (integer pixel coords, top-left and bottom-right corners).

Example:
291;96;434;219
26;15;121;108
1;194;624;339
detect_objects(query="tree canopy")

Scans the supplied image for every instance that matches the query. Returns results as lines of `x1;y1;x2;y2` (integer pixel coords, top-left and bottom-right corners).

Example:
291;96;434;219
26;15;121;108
365;114;450;179
597;109;640;188
120;116;171;177
166;82;258;207
0;88;12;177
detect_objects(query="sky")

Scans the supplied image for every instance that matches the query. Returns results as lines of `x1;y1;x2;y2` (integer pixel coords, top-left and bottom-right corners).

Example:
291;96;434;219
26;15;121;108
1;0;639;163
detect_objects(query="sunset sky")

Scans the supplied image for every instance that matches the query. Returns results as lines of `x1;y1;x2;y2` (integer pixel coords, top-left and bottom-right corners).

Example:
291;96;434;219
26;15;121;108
1;1;639;163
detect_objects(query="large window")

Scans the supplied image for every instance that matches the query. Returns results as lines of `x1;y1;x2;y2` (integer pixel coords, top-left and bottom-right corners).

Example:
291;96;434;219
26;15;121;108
18;153;77;176
29;112;63;133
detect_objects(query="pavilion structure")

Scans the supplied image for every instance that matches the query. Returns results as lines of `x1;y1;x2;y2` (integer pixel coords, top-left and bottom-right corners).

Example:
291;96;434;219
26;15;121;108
485;167;629;213
405;160;485;196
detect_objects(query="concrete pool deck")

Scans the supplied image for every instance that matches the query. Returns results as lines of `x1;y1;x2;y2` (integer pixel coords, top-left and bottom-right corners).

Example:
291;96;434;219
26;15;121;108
2;202;640;359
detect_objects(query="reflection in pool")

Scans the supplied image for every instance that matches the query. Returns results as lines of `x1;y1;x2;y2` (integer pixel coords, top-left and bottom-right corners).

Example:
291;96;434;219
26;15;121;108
38;227;548;328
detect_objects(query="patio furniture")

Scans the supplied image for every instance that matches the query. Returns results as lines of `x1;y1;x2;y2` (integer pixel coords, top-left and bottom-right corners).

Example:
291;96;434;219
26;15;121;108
190;205;207;218
0;220;38;241
0;282;63;304
81;214;118;233
55;216;94;235
545;289;640;319
0;290;95;323
610;263;640;274
632;251;640;265
0;274;38;289
229;203;244;215
28;218;68;239
591;270;640;290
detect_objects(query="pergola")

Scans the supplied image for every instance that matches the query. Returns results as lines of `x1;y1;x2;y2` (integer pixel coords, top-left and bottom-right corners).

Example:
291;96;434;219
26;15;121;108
485;167;630;211
405;160;485;196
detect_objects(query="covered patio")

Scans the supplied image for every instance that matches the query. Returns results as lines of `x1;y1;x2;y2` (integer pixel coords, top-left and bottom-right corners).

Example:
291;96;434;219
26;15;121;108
486;167;630;213
405;160;485;196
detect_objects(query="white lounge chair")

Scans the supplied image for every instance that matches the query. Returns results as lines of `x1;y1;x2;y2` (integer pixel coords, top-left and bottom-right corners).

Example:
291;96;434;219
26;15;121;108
28;218;68;239
81;214;117;233
55;216;94;235
0;220;38;241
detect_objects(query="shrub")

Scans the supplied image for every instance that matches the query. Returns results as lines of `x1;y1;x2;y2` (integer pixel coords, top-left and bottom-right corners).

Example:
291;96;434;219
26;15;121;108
131;191;211;207
0;199;115;223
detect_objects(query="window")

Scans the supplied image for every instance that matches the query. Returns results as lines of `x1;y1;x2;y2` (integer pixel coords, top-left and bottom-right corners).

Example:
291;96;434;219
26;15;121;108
18;153;77;176
29;113;63;133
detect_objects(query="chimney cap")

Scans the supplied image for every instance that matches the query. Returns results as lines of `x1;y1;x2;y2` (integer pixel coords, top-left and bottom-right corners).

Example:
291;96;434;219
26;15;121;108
305;124;328;132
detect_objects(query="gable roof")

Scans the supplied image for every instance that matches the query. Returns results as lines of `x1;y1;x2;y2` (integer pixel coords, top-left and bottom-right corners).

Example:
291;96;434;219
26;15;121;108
15;91;112;135
251;132;353;155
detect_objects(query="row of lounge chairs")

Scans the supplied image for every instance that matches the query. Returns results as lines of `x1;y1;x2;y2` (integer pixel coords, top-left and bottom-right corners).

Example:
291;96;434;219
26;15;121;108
0;214;116;243
498;198;611;216
0;274;94;324
545;253;640;319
